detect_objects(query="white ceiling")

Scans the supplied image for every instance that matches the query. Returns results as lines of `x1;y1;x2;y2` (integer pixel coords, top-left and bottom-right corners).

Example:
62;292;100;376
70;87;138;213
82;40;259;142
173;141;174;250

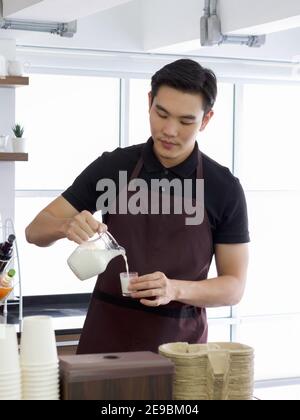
0;0;300;62
220;0;300;35
2;0;133;22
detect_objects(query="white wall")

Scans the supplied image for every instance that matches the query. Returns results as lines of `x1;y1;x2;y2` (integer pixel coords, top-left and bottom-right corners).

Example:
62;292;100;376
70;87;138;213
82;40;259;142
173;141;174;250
142;0;202;52
0;40;16;225
3;0;133;21
0;161;15;227
220;0;300;35
0;0;143;52
1;0;300;61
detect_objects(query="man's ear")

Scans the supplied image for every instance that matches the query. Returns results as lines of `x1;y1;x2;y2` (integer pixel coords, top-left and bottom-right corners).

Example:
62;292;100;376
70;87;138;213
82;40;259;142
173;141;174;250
148;91;152;113
199;110;214;132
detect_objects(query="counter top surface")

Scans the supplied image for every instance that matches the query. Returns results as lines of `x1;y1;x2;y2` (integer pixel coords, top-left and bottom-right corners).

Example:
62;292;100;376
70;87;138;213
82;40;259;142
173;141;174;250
0;293;89;334
1;313;85;334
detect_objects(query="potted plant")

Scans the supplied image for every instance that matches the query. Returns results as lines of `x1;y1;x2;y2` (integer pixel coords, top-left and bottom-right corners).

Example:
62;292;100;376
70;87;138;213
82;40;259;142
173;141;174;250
11;123;26;153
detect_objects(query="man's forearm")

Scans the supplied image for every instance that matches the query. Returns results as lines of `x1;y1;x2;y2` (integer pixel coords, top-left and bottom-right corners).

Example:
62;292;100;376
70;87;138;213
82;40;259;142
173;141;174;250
173;275;245;308
25;211;69;247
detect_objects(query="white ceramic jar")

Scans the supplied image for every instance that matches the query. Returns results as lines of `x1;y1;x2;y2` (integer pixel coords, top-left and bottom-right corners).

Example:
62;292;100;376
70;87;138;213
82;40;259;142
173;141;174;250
7;60;24;76
0;55;7;78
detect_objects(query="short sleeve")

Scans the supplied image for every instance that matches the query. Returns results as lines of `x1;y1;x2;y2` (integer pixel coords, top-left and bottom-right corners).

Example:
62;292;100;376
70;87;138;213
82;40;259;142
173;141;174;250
213;178;250;244
61;145;142;214
62;155;107;213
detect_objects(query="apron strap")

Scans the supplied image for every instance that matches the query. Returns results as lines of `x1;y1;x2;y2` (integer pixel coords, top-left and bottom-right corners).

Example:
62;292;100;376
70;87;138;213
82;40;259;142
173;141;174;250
196;150;204;179
130;157;144;181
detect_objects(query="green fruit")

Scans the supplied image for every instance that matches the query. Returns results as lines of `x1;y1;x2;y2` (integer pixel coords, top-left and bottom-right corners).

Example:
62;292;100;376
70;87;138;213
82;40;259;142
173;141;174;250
8;268;16;278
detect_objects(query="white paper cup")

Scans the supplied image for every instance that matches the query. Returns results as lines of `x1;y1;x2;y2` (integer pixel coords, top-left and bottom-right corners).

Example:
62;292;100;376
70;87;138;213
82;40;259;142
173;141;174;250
0;388;21;394
0;325;20;373
22;384;59;394
21;376;58;385
23;393;59;400
22;388;59;397
21;363;59;372
23;394;59;400
0;377;21;390
22;380;59;388
22;389;59;397
24;384;59;391
20;316;58;365
22;370;58;377
0;374;21;400
0;387;20;393
21;364;59;373
0;393;21;400
120;272;138;296
0;383;21;393
0;383;21;392
22;375;59;384
0;371;21;380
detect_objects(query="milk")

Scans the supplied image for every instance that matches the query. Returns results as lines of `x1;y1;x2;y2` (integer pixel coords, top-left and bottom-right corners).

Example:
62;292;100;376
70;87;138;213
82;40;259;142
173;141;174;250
67;244;126;281
123;253;129;276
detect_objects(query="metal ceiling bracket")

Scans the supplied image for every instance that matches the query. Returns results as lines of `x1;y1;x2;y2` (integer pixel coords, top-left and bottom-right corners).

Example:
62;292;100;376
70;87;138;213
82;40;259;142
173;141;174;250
0;17;77;37
200;0;266;48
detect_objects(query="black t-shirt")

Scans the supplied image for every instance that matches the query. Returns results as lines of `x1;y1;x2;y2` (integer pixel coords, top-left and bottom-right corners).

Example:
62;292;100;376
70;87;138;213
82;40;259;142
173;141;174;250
62;138;250;244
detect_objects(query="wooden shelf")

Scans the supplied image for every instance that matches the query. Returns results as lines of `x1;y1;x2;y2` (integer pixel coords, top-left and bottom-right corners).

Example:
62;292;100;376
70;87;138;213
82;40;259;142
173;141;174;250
0;76;29;88
0;152;28;161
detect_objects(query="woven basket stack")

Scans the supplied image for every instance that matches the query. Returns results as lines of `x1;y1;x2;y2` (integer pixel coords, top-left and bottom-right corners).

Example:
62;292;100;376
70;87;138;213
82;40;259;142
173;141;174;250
159;342;254;400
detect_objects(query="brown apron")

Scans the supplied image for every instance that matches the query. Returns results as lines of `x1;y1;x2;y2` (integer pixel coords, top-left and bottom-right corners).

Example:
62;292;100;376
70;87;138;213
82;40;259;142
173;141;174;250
77;148;214;354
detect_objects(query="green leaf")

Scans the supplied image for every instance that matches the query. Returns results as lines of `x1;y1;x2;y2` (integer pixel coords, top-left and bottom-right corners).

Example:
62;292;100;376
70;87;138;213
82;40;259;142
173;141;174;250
12;123;24;138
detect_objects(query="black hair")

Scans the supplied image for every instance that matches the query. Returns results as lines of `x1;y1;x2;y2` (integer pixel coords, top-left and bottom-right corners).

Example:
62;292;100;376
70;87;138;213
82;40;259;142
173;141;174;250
151;59;217;115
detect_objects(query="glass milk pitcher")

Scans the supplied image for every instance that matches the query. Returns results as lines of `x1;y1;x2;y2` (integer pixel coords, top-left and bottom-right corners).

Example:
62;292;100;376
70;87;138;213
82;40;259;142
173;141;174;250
67;231;125;281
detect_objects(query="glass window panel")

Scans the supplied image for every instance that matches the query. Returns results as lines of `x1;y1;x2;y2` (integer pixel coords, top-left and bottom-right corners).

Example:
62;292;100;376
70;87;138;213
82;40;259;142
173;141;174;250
51;316;85;331
239;191;300;316
129;79;151;145
254;384;300;400
207;307;231;318
207;257;231;318
239;316;300;380
207;322;230;342
15;74;120;190
236;84;300;190
129;81;234;169
15;197;96;296
200;83;233;169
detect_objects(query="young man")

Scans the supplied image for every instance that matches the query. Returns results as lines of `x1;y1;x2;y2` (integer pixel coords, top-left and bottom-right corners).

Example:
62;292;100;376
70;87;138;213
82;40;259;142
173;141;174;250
26;59;249;354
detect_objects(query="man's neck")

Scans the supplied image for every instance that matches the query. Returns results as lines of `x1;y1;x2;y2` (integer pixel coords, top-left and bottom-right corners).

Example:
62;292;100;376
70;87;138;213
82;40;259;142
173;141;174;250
153;146;195;169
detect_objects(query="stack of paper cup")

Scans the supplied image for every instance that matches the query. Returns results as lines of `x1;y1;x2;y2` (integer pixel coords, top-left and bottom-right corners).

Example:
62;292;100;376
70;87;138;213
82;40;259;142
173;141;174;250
20;316;59;400
0;324;22;400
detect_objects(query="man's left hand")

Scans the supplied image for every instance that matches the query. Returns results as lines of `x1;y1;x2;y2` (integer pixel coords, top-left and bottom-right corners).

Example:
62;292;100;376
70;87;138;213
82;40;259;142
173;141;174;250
128;271;176;307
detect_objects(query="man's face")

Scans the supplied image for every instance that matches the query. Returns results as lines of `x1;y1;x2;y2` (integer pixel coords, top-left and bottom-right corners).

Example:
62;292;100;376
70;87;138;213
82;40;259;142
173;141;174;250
148;86;213;167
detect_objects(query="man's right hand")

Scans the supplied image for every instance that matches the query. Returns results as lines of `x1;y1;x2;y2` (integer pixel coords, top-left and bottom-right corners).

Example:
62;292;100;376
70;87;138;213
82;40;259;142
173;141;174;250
25;196;107;247
63;210;107;244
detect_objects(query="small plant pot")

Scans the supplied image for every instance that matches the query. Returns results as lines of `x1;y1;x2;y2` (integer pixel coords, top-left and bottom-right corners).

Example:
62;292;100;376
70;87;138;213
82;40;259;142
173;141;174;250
12;138;26;153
